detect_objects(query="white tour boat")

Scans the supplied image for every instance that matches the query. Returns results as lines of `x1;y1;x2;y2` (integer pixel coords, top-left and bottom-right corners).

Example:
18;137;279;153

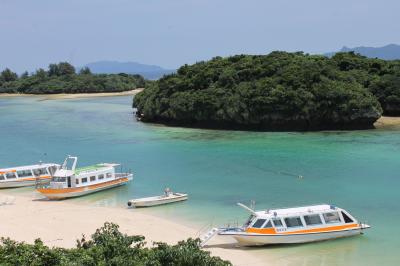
0;162;60;188
200;203;370;247
36;156;133;199
127;188;188;207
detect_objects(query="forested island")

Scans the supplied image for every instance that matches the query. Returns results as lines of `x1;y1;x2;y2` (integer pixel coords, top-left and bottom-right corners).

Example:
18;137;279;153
134;52;400;131
0;62;145;94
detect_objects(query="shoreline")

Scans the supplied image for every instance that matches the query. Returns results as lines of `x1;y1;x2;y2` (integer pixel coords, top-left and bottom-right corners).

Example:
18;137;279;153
0;88;143;100
0;190;262;265
138;115;400;132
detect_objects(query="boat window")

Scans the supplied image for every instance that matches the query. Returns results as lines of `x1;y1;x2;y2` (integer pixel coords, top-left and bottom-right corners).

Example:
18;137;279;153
17;170;33;178
0;174;4;180
272;218;284;227
48;166;58;175
76;179;79;185
52;176;66;182
284;217;304;228
6;172;16;179
98;174;104;180
82;177;88;183
323;212;341;224
33;168;48;176
90;176;96;182
262;220;273;228
304;214;323;226
106;173;112;178
252;219;267;228
341;212;354;223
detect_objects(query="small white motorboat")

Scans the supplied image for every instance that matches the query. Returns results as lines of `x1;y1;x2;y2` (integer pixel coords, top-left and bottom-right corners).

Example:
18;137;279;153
127;188;188;207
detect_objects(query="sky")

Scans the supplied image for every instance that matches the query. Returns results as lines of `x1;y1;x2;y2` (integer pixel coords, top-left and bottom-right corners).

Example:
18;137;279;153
1;0;399;72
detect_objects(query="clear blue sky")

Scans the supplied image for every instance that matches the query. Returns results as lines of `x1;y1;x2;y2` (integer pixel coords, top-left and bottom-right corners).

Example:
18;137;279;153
1;0;399;72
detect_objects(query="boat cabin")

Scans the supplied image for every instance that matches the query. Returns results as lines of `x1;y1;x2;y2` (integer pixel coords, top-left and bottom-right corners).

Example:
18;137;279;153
0;163;59;181
244;204;358;234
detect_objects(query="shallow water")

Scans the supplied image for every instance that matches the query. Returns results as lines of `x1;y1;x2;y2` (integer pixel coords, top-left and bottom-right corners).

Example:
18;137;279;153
0;96;399;265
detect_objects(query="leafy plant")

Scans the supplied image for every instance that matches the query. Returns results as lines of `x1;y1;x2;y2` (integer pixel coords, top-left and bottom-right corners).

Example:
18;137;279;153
0;222;231;266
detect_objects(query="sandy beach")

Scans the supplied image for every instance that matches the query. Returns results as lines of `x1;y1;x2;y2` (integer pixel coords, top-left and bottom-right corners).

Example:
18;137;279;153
373;116;400;129
0;190;262;266
0;88;144;100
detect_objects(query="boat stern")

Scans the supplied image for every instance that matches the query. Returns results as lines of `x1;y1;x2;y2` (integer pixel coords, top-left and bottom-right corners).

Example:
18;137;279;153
116;172;133;182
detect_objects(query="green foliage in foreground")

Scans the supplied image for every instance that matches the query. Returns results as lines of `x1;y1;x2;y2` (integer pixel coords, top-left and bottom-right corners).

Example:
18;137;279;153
134;51;400;130
0;62;146;94
0;222;230;266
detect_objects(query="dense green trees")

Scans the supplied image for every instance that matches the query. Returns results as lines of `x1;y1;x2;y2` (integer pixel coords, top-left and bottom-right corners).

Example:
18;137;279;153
0;62;145;94
0;222;230;266
0;68;18;82
134;52;400;131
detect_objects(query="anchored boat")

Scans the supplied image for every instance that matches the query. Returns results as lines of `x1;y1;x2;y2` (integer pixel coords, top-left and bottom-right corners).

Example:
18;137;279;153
127;188;188;207
36;156;133;199
0;163;60;188
200;203;370;247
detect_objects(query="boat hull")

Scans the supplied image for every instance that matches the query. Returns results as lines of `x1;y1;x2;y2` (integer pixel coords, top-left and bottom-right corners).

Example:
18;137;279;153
0;176;51;188
37;177;131;199
129;193;188;207
220;227;365;246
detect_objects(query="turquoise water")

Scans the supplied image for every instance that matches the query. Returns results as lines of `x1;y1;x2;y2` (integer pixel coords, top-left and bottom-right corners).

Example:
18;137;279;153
1;96;399;265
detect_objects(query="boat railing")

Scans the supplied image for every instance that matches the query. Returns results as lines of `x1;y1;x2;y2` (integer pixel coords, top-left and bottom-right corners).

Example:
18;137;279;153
196;219;242;238
223;220;243;230
115;172;133;179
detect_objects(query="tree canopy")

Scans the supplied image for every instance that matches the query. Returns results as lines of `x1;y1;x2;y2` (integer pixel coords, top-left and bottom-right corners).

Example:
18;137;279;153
0;62;145;94
134;51;395;131
0;222;230;266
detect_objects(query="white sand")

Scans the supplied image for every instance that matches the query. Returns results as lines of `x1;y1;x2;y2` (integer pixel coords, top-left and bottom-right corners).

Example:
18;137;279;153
0;89;144;100
374;116;400;129
0;190;262;265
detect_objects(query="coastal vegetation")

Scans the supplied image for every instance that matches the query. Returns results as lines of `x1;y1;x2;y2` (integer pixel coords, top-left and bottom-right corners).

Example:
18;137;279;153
134;52;400;131
0;62;145;94
0;222;230;266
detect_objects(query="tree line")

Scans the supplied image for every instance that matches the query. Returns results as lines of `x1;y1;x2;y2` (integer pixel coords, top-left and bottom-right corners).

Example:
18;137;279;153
134;52;400;131
0;62;145;94
0;222;230;266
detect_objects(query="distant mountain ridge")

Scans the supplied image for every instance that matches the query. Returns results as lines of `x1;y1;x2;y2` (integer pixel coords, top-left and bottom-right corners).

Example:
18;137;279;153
325;44;400;60
81;61;175;80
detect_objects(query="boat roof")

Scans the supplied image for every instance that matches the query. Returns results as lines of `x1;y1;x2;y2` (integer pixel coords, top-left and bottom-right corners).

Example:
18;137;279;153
255;204;340;218
0;163;59;174
74;163;119;175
